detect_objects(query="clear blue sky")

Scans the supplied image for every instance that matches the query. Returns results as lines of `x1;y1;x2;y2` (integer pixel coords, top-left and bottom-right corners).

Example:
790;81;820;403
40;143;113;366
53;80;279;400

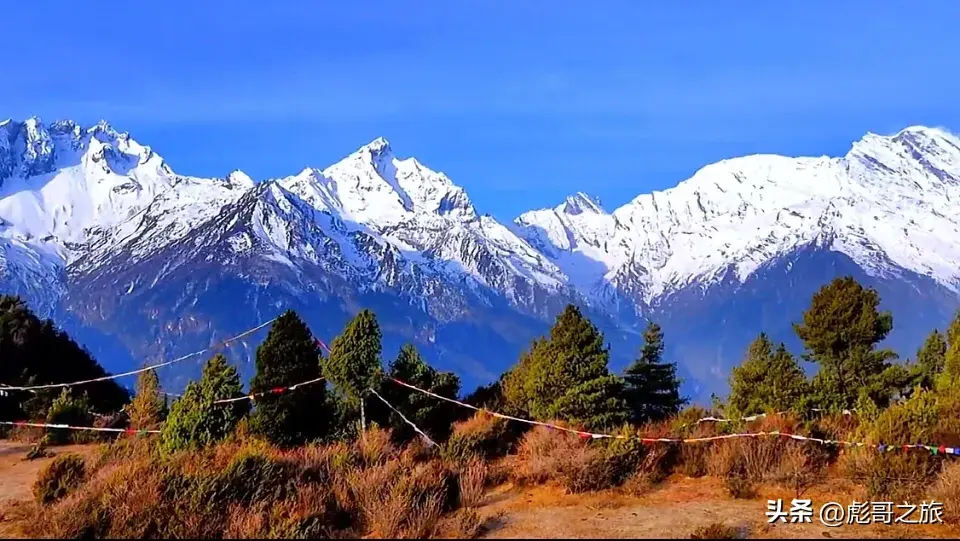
5;1;960;220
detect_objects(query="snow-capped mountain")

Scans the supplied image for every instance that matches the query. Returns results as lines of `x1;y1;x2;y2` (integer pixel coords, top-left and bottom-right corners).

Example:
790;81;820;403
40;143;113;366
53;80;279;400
1;117;959;400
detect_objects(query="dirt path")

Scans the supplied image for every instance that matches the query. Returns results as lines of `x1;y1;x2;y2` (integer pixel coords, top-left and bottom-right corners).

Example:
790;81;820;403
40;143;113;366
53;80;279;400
475;477;960;539
0;440;99;538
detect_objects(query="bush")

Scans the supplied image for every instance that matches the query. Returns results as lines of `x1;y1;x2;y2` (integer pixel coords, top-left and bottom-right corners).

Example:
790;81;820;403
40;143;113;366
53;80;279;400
456;457;487;508
690;522;743;539
33;453;87;504
442;413;511;463
45;389;93;445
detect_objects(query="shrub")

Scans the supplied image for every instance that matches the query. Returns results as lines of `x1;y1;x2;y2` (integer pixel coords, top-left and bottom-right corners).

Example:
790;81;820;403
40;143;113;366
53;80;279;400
862;453;941;502
510;425;585;485
456;457;487;508
25;441;52;460
33;453;87;504
723;473;756;499
772;444;823;498
690;522;743;539
159;354;249;454
45;389;93;445
442;413;510;463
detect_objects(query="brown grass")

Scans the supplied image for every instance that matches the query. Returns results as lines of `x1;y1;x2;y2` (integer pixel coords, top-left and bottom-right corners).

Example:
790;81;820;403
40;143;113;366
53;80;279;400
930;461;960;524
10;428;469;539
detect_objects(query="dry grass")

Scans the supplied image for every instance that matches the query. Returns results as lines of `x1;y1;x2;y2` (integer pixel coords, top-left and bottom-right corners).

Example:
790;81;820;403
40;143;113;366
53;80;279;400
930;461;960;524
11;427;469;539
457;457;488;508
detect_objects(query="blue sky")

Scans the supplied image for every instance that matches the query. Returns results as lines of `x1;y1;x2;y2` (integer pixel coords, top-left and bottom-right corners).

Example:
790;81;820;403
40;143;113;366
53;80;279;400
5;1;960;220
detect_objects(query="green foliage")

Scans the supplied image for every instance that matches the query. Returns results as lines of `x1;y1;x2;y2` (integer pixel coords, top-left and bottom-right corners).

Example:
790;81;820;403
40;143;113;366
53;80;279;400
33;453;86;505
159;354;249;454
549;375;630;431
463;380;504;410
380;344;462;443
249;310;329;446
939;311;960;389
502;305;629;430
45;388;93;445
911;329;947;392
623;322;687;424
794;277;898;409
322;309;383;407
728;334;809;416
127;369;168;431
0;295;128;417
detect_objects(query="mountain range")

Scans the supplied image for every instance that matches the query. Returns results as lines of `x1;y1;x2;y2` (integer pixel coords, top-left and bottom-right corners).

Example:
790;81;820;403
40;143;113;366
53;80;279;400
2;117;959;401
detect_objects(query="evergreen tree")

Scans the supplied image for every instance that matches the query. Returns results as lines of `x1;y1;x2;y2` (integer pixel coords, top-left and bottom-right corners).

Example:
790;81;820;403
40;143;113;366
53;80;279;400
728;333;809;415
912;329;947;391
127;369;168;431
550;375;630;430
937;311;960;389
159;354;249;454
322;309;383;411
45;388;93;444
793;277;898;410
526;305;611;419
502;304;629;428
0;295;128;417
622;322;687;424
380;344;461;443
249;310;328;446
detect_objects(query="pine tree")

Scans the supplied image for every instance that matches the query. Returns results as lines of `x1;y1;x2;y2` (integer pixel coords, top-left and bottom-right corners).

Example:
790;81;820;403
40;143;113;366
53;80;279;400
322;309;383;417
898;329;948;397
526;305;611;420
550;375;630;430
794;277;897;410
127;369;167;431
381;344;461;443
249;310;328;446
728;333;809;415
159;354;248;453
937;311;960;390
502;304;629;429
623;322;687;424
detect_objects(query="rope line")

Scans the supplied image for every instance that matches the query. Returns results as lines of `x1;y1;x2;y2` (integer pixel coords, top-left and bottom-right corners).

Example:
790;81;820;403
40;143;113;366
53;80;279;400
368;388;437;447
385;377;960;455
0;318;277;392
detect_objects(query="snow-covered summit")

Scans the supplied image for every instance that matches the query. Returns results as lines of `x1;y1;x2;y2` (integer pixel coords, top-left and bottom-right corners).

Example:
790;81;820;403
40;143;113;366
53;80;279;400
2;118;960;328
515;125;960;302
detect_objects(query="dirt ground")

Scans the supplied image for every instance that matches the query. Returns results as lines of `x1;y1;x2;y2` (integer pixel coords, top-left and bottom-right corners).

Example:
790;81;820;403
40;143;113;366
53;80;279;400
1;439;958;539
474;476;960;539
0;440;99;537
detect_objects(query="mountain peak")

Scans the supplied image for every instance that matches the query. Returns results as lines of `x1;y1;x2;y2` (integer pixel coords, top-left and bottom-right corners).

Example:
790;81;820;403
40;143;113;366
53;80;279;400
558;192;604;215
359;136;392;156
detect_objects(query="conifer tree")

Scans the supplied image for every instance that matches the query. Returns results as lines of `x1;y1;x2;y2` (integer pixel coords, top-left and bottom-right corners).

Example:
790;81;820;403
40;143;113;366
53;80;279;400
623;322;687;424
728;333;808;415
322;309;383;416
503;304;629;428
160;354;248;453
794;277;897;409
249;310;328;446
127;369;167;431
381;344;461;442
526;305;611;419
937;311;960;390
